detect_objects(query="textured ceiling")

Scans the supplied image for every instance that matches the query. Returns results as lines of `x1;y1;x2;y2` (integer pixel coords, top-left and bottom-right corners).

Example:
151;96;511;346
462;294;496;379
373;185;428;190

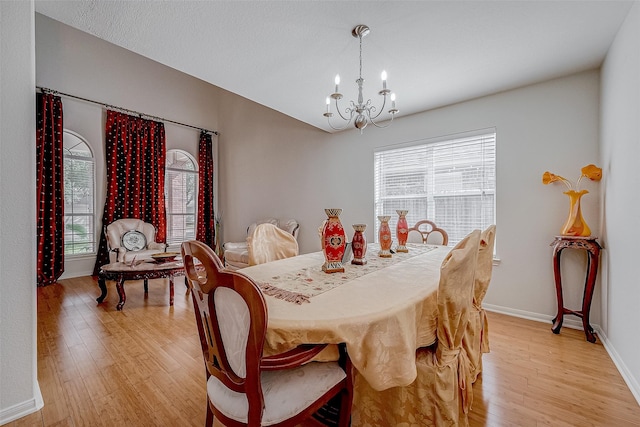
34;1;634;133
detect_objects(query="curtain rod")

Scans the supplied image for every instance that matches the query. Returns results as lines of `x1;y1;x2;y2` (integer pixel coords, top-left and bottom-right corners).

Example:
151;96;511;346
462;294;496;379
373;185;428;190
36;86;219;136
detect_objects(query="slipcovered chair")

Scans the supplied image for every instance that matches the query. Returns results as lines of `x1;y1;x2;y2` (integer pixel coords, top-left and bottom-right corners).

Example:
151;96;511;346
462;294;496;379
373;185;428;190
180;240;353;427
352;230;480;427
224;218;299;270
463;224;497;382
407;219;449;246
105;218;167;263
247;223;299;266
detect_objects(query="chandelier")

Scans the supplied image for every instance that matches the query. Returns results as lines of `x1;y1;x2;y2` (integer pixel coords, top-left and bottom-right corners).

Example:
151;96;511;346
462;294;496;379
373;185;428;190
323;24;398;133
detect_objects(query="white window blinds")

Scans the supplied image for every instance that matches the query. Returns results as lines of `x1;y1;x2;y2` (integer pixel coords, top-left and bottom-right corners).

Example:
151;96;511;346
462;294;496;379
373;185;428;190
63;131;96;255
165;150;198;245
374;130;496;246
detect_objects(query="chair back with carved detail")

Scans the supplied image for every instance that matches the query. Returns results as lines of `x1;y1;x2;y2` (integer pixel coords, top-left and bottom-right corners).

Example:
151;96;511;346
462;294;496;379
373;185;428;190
181;240;353;427
406;219;449;246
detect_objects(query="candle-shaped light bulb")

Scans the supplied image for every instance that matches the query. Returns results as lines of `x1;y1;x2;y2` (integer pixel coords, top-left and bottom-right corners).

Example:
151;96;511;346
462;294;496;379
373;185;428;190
334;74;340;93
391;93;396;109
381;70;387;90
326;97;330;113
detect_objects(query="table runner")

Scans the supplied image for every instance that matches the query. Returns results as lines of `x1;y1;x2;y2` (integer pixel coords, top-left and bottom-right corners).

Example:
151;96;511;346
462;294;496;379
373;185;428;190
257;243;438;304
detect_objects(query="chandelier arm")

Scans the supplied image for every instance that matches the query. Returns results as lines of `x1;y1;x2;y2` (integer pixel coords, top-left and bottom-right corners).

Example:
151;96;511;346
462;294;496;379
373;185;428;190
326;115;353;131
334;98;355;122
368;113;395;129
368;96;388;121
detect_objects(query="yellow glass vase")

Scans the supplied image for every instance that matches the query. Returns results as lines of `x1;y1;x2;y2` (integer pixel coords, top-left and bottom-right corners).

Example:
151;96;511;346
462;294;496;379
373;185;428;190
561;189;591;236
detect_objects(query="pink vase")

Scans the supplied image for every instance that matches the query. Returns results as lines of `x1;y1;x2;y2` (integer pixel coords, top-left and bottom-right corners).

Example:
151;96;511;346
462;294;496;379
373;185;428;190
322;208;346;273
351;224;367;265
396;209;409;253
378;216;392;258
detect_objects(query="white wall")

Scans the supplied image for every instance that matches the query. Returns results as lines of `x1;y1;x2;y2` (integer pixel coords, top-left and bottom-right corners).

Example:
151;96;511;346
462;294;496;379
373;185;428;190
35;14;222;278
600;1;640;401
222;70;602;325
0;1;43;424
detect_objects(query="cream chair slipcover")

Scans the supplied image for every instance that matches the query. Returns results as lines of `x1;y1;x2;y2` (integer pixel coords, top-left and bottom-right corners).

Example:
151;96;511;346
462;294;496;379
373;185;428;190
224;218;299;270
247;223;299;266
463;224;497;382
352;230;480;427
180;240;353;427
105;218;167;263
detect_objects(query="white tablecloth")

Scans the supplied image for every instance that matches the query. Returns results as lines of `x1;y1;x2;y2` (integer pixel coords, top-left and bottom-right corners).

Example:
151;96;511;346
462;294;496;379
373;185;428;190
241;243;451;391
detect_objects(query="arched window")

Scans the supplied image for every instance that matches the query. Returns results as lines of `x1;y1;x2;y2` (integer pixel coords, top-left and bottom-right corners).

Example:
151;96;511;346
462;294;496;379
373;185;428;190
63;130;96;255
165;149;198;245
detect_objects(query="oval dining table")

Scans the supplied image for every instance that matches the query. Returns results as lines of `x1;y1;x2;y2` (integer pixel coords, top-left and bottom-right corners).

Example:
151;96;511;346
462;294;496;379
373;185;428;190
240;242;451;393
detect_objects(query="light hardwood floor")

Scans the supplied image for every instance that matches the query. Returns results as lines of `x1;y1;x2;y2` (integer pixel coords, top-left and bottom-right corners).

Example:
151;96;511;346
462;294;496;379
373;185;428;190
8;275;640;426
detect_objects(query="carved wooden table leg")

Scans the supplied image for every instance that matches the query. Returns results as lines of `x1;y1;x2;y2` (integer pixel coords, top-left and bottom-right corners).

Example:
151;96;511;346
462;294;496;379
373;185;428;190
116;277;127;311
551;243;564;334
581;244;600;343
97;275;108;303
169;275;175;306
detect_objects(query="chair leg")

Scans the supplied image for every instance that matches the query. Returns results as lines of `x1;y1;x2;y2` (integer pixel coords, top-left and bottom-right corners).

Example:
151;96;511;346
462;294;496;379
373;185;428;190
205;401;214;427
337;388;353;427
338;345;354;427
144;279;149;294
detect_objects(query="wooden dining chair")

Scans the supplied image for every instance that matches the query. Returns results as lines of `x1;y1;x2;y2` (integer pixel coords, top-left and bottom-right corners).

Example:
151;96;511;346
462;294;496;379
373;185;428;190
352;230;480;427
463;224;497;382
406;219;449;245
181;240;353;427
247;223;299;266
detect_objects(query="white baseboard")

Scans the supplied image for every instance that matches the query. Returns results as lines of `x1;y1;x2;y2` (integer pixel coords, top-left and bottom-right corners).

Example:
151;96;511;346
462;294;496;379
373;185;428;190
484;303;640;406
596;329;640;405
0;381;43;425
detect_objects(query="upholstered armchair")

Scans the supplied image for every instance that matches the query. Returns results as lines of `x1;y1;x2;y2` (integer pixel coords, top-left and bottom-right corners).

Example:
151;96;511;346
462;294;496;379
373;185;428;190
224;218;299;270
105;218;167;263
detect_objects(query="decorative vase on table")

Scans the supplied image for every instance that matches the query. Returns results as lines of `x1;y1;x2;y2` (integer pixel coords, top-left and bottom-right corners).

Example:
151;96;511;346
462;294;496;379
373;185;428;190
322;208;346;273
542;164;602;237
560;190;591;237
395;210;409;253
351;224;367;265
378;215;393;258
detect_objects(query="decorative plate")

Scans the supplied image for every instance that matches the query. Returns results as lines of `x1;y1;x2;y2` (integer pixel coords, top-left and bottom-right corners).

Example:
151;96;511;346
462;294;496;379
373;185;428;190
121;230;147;251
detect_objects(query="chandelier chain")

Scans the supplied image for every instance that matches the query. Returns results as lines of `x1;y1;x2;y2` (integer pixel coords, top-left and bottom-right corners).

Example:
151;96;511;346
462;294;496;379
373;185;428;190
359;33;363;80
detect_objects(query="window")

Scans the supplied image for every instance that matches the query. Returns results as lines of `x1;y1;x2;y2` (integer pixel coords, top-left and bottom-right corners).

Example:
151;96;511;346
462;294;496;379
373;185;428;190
63;130;96;255
374;129;496;247
165;150;198;245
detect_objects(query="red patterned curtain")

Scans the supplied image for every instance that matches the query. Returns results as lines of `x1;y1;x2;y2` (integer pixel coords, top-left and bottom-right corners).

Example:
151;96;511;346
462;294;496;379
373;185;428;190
36;92;65;286
93;110;167;275
196;131;216;249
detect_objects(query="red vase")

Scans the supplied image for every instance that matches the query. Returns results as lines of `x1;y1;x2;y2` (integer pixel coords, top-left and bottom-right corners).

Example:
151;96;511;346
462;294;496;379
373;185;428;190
351;224;367;265
378;215;392;258
396;210;409;253
322;209;346;273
